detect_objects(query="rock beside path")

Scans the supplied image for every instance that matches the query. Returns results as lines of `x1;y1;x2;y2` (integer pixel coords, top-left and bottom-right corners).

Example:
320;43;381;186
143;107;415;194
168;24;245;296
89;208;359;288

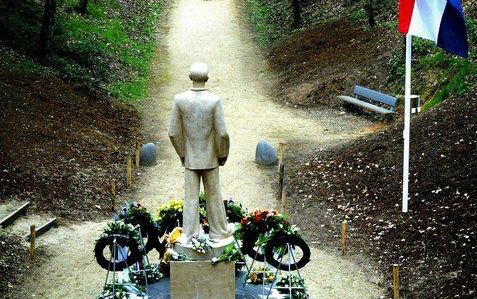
255;140;277;166
140;143;157;166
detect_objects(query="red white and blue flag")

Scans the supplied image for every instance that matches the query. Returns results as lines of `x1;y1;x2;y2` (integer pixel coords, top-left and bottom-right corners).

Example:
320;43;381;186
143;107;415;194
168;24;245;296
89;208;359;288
398;0;468;58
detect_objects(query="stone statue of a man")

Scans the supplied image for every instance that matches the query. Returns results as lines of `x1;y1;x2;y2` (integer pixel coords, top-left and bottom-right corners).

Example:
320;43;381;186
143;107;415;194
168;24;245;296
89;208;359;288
168;62;234;244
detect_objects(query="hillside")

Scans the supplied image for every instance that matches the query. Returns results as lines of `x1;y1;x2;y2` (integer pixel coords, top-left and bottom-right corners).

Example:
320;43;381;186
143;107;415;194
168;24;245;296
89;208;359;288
285;85;476;298
241;0;477;297
243;0;476;112
0;50;140;220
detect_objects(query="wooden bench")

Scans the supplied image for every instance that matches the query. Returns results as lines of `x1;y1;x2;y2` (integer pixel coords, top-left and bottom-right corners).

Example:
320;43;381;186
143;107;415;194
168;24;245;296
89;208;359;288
337;85;397;114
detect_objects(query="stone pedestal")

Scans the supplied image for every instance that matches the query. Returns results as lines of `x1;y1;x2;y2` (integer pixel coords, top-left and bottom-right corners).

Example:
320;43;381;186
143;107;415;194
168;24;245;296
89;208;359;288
170;261;235;299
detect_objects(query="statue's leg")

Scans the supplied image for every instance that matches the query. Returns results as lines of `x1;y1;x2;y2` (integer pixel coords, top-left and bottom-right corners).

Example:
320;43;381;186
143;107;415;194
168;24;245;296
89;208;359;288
203;167;234;240
183;168;201;243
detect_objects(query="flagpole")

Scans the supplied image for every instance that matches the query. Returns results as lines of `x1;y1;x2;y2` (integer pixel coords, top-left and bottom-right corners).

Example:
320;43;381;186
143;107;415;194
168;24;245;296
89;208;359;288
402;34;412;213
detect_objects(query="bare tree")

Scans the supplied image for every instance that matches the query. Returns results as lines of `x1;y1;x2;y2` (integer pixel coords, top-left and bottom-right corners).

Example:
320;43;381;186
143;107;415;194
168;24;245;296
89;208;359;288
292;0;301;28
78;0;89;15
365;0;376;28
38;0;57;59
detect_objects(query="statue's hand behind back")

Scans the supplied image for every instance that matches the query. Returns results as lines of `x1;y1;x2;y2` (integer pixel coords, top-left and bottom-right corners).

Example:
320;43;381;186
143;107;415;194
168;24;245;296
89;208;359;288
218;157;227;166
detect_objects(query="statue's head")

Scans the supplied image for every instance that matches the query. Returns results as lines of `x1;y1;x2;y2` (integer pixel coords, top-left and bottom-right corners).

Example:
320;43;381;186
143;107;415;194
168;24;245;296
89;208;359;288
189;62;209;83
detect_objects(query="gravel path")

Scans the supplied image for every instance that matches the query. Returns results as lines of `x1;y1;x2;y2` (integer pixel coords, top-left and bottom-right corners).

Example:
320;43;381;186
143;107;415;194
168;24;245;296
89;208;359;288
10;0;383;298
139;0;384;298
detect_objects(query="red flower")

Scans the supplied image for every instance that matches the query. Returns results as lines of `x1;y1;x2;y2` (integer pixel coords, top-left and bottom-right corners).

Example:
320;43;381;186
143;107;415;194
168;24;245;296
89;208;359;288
254;214;262;224
240;217;248;225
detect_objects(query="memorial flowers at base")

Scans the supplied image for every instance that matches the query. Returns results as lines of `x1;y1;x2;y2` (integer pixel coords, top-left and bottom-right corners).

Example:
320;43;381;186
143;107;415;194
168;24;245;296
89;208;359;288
99;220;140;243
156;199;184;231
115;202;157;236
97;285;130;299
247;265;275;284
129;264;163;286
191;235;211;254
235;209;299;242
276;274;308;298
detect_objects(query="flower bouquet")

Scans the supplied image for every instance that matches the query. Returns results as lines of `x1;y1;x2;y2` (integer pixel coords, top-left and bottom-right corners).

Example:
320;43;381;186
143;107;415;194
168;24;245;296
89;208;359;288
191;235;211;254
246;265;275;285
156;199;183;235
275;274;308;298
129;264;162;286
116;202;157;237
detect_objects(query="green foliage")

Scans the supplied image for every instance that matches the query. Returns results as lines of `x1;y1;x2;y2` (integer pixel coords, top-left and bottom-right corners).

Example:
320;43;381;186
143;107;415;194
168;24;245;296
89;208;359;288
388;18;476;109
276;274;308;298
213;244;243;263
348;8;366;21
129;264;162;286
100;220;140;243
242;0;282;46
0;46;53;76
0;0;163;102
97;284;131;299
156;199;183;231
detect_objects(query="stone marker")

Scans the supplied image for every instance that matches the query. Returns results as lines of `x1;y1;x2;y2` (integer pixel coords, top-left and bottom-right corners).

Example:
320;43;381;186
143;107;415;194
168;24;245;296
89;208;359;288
255;140;277;166
139;142;157;166
170;261;235;299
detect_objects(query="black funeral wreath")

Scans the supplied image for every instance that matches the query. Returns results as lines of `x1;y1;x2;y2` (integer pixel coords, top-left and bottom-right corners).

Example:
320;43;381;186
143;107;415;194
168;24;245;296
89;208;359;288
240;232;266;262
264;234;311;271
94;234;141;271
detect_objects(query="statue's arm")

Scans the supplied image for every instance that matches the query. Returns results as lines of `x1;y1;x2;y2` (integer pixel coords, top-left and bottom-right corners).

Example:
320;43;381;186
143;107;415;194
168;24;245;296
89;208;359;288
214;99;230;161
168;98;185;161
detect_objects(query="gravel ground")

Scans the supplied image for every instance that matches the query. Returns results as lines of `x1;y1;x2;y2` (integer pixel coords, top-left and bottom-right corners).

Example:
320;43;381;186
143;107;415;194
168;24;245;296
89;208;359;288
138;0;384;297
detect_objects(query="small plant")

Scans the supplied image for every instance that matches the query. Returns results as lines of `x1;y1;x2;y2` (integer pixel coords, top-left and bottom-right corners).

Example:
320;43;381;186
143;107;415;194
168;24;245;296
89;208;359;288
97;284;130;299
276;274;308;298
116;202;157;236
100;220;139;243
156;199;184;233
191;235;211;254
129;264;162;286
247;265;275;284
212;244;242;264
160;248;190;277
225;198;246;223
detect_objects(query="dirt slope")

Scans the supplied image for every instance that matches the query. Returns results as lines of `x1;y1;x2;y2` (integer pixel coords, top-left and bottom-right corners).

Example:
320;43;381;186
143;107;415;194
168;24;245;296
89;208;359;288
0;70;139;220
266;18;398;109
285;87;477;298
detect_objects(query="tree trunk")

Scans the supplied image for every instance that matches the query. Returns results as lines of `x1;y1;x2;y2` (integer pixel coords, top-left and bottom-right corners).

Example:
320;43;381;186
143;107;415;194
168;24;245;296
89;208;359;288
38;0;57;59
292;0;301;28
78;0;88;15
366;0;376;28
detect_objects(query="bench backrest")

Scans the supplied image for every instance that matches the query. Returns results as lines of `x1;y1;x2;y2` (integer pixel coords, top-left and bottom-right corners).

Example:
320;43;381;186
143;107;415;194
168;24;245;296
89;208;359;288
354;85;397;110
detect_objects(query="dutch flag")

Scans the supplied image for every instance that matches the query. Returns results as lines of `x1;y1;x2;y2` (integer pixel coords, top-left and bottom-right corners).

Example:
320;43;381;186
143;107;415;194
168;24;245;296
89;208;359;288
398;0;469;58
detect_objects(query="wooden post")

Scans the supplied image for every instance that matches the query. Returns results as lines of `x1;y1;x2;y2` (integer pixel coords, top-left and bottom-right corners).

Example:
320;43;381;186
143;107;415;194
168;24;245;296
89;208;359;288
135;140;141;168
341;220;347;255
110;179;116;212
281;189;286;214
278;164;285;200
111;179;116;196
126;157;132;189
277;142;285;172
29;225;36;262
393;264;400;299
